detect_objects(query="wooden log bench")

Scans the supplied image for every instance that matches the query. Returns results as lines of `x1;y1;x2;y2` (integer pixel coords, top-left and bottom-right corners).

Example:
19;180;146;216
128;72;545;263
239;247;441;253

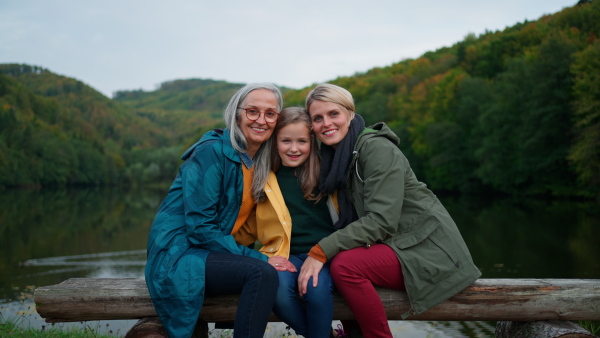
34;278;600;337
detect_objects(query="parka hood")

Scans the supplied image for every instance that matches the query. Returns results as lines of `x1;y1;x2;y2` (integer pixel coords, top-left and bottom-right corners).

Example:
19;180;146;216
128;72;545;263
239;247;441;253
181;128;227;160
357;122;400;148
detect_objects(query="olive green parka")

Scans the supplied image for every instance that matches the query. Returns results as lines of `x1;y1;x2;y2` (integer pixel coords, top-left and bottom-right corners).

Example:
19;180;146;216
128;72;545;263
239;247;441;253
317;122;481;318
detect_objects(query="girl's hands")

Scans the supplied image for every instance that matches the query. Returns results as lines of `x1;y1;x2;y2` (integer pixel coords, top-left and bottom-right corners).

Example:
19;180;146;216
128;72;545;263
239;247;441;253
298;256;324;295
268;255;296;272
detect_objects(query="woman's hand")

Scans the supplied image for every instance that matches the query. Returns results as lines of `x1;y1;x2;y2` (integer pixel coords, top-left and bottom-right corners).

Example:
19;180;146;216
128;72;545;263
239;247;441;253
268;256;296;272
298;256;324;295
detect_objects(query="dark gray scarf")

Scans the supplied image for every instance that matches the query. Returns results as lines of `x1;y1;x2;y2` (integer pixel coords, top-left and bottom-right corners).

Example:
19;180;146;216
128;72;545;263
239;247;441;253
319;114;365;229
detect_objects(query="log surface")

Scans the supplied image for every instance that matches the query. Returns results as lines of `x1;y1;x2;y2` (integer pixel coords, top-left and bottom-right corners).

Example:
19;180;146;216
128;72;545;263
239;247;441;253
34;278;600;323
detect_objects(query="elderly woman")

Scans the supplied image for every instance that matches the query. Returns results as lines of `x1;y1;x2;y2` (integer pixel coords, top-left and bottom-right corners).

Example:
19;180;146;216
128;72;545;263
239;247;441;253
298;83;481;338
145;83;294;338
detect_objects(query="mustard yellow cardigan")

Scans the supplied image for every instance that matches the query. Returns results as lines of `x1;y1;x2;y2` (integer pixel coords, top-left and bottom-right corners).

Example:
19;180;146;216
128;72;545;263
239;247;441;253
234;171;338;258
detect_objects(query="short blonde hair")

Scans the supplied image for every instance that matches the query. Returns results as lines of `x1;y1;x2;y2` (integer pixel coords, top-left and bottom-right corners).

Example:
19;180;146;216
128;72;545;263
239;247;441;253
305;83;355;120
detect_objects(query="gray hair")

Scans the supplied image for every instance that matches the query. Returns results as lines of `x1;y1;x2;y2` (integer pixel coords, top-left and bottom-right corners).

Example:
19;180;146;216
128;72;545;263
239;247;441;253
223;83;283;202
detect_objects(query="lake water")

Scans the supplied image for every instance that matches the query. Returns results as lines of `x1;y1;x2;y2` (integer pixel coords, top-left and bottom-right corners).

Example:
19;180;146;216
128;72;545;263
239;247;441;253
1;187;598;337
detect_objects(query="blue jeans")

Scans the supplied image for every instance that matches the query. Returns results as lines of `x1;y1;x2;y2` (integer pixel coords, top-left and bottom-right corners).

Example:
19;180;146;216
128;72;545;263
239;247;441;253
205;252;278;338
272;253;334;338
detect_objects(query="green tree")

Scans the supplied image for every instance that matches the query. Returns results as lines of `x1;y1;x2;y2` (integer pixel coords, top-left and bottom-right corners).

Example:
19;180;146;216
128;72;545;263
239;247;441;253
476;32;580;195
569;41;600;193
426;76;491;193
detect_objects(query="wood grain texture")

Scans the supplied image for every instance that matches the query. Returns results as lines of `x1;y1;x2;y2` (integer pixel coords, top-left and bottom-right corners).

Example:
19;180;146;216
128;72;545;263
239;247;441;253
34;278;600;323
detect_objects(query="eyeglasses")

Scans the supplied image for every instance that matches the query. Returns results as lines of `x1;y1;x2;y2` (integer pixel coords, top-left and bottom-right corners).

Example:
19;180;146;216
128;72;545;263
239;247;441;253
238;107;279;123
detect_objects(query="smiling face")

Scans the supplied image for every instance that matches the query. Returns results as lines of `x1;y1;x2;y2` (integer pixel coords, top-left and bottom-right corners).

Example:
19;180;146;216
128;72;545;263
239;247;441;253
238;89;279;157
276;122;311;167
307;100;351;148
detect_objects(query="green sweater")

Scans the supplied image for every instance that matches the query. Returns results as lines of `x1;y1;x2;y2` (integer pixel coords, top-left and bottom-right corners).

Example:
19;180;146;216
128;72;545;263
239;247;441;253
276;166;335;255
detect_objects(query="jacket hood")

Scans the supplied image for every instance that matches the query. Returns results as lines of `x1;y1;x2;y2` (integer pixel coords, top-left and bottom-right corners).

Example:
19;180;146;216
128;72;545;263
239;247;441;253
181;128;230;160
357;122;400;147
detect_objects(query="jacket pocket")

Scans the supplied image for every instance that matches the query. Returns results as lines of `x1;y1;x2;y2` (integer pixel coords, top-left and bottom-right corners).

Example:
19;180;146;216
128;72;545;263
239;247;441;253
259;237;283;255
393;221;439;249
397;224;460;284
155;245;185;280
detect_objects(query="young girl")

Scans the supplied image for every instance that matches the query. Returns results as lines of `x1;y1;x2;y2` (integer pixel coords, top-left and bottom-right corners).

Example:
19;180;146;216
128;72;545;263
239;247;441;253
235;107;339;338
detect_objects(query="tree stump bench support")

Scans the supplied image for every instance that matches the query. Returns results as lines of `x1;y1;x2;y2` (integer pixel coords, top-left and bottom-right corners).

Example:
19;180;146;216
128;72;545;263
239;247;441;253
34;278;600;337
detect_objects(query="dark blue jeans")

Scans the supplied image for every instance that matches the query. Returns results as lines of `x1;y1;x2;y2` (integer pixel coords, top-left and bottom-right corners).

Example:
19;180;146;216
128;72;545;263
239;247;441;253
205;252;278;338
272;253;334;338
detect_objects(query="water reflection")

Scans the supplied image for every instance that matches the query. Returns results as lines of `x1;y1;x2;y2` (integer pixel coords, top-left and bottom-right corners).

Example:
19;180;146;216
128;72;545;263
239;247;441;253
20;250;146;279
0;187;157;302
440;195;600;279
0;187;598;337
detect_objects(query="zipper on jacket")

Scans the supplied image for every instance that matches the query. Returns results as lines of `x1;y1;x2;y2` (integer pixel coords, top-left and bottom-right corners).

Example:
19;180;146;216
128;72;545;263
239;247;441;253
400;262;416;319
402;279;417;319
349;150;363;183
401;307;416;320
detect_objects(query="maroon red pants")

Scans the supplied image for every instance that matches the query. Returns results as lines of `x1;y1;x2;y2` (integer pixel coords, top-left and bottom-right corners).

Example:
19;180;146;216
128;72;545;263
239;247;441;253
330;244;405;338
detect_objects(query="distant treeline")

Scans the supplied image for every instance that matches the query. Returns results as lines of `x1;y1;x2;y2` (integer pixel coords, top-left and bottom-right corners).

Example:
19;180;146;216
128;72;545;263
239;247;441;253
0;1;598;198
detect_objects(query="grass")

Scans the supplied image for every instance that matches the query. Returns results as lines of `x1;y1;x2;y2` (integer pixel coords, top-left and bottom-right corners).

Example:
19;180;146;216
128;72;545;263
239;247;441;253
0;291;122;338
0;321;117;337
579;320;600;335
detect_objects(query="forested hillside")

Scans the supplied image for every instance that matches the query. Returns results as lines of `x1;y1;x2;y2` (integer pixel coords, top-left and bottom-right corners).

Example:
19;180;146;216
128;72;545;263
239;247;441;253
284;0;599;198
0;64;182;187
0;1;598;198
114;79;241;146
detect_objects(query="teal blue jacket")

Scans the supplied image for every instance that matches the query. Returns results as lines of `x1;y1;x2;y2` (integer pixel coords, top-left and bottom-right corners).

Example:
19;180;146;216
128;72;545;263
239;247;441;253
144;128;267;338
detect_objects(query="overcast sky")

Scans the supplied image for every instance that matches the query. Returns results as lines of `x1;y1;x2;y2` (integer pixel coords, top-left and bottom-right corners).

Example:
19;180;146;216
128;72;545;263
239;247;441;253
1;0;572;98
